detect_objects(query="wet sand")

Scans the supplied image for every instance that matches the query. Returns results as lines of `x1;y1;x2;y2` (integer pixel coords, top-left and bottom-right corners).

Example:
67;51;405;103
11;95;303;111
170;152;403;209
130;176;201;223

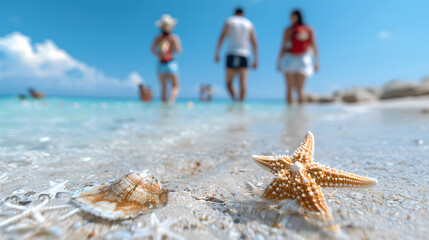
0;97;428;239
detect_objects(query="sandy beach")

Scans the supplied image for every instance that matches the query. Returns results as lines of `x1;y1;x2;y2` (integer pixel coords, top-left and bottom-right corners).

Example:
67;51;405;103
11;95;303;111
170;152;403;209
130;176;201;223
0;97;428;240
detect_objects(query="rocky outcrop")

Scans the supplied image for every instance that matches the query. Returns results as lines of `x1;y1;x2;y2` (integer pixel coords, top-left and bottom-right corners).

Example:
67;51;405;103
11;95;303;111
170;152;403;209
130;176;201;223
318;95;335;103
380;80;429;100
380;81;417;99
304;78;429;104
341;87;378;103
304;93;319;103
421;77;429;85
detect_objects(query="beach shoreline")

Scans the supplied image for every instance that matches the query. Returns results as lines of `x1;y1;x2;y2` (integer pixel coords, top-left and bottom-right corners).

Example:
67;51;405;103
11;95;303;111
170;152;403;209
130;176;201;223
0;97;428;239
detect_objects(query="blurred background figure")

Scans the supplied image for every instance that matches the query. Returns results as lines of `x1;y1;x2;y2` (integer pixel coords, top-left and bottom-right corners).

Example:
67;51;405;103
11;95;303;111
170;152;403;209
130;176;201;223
151;14;182;103
276;9;319;105
138;83;153;102
206;85;213;101
200;85;206;101
28;88;46;99
215;7;258;102
200;85;213;102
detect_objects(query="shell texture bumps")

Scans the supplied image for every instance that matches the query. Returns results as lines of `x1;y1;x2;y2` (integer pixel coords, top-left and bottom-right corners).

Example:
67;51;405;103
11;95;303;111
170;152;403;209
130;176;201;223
72;171;168;220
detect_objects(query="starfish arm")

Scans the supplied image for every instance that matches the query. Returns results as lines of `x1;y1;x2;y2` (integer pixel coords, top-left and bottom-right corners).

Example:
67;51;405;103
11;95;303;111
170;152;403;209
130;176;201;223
307;164;378;188
5;203;26;210
293;131;315;164
252;155;292;175
261;170;293;200
293;172;332;221
0;213;27;228
5;223;32;232
31;210;45;223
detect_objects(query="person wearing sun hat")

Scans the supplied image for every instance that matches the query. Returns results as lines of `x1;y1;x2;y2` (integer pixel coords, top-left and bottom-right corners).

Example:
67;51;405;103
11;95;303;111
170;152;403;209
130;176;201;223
151;14;182;103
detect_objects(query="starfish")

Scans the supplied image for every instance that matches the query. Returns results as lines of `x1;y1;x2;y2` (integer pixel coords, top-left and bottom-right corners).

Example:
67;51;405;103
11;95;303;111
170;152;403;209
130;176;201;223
133;213;184;240
37;180;69;199
252;131;377;228
0;200;73;228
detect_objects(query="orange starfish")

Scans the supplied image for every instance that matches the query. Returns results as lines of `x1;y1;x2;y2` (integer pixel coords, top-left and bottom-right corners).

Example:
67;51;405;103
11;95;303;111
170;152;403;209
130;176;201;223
252;131;377;228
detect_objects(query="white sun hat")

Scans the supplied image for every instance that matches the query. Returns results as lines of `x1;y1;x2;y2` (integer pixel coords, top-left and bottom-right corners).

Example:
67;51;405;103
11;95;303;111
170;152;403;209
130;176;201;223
155;14;178;33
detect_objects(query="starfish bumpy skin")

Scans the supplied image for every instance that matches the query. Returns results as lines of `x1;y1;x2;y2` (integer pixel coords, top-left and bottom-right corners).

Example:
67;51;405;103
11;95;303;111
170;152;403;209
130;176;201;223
253;131;377;226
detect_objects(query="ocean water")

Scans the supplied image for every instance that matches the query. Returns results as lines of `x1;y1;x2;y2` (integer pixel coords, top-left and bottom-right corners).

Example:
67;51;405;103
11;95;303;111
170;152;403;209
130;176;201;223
0;96;428;239
0;96;427;187
0;96;360;190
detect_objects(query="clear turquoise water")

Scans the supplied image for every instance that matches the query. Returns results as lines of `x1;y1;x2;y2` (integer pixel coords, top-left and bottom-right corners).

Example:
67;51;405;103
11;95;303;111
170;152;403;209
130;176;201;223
0;96;362;186
0;96;345;150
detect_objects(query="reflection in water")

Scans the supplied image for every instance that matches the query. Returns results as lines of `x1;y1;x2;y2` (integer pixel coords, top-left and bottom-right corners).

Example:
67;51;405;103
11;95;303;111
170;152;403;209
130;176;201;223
157;103;180;126
282;106;311;148
225;103;249;134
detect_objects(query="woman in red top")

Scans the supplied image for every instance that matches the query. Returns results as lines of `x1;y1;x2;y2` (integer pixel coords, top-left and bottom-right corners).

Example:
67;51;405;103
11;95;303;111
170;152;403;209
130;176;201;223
276;9;319;105
151;14;182;103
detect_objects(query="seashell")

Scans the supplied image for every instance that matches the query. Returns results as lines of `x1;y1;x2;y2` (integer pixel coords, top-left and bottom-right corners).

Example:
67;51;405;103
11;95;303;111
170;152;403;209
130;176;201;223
72;171;168;220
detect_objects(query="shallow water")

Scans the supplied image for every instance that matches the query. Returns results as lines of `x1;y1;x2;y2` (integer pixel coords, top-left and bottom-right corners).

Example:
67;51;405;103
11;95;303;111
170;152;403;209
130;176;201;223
0;96;428;239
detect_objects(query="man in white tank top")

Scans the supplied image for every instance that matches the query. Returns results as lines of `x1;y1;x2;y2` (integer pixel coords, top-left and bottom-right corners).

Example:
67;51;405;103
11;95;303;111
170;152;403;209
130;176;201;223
215;7;258;101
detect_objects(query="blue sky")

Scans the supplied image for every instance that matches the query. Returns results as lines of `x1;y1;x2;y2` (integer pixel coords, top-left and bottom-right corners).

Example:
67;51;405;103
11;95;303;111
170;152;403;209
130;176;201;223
0;0;428;99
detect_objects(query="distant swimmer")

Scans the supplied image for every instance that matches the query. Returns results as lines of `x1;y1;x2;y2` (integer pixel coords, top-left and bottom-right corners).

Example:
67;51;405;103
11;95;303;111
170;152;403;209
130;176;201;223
215;7;258;102
28;88;46;99
200;85;206;102
199;85;213;102
206;85;213;101
151;14;182;103
138;84;153;102
276;9;319;105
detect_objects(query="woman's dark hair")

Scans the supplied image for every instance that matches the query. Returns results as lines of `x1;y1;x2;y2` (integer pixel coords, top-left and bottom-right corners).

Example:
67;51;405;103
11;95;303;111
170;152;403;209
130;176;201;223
291;9;305;26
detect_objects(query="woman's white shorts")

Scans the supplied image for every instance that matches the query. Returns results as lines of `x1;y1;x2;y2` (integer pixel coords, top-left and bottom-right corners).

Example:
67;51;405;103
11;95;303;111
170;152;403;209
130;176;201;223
281;52;314;77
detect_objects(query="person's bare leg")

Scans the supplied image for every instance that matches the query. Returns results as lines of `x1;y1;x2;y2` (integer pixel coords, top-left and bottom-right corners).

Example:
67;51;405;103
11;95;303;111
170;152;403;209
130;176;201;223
285;73;294;105
295;73;307;104
169;74;180;103
238;68;248;101
226;68;236;101
158;74;168;102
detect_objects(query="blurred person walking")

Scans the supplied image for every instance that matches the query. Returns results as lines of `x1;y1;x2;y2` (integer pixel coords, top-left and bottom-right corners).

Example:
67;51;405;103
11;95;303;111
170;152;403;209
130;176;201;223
151;14;182;103
276;9;319;105
214;7;258;102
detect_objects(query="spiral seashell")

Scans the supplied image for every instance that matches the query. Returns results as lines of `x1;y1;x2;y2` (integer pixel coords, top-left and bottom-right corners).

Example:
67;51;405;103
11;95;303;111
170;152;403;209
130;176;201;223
72;171;168;220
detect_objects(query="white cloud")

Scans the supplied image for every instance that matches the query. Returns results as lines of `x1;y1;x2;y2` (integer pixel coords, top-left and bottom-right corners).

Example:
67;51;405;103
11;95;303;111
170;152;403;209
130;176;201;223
127;71;144;85
0;32;142;96
378;30;390;39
